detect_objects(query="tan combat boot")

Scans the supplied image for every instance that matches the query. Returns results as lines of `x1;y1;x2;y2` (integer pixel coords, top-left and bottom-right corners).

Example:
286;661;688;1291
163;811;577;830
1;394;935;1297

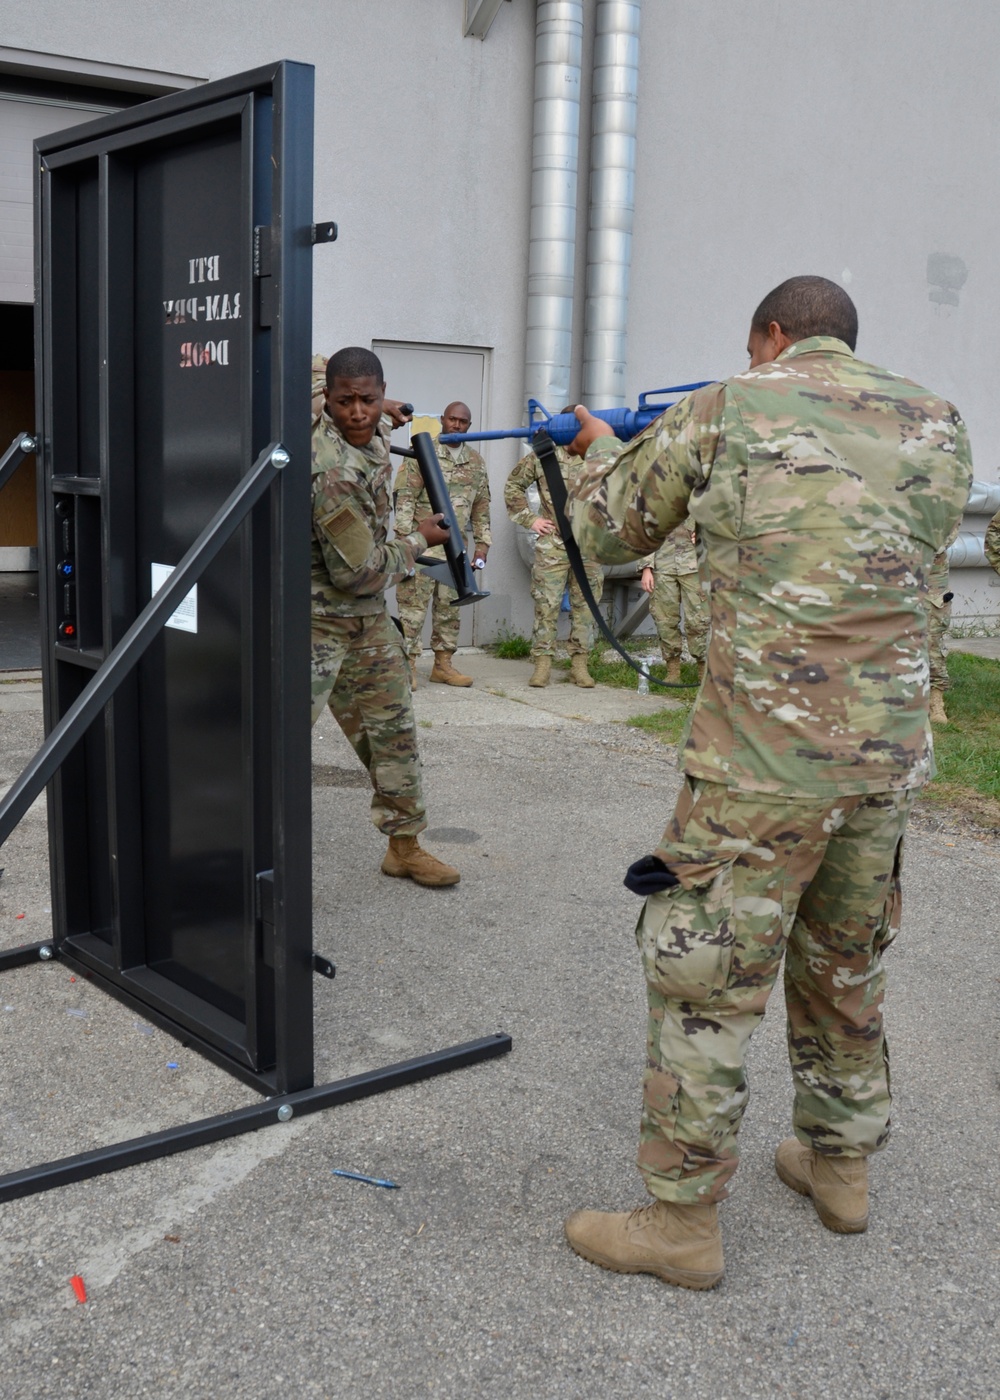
381;836;460;888
429;651;474;687
774;1139;868;1233
929;688;948;724
564;1200;724;1291
569;653;595;688
664;656;682;684
529;655;551;687
409;657;419;689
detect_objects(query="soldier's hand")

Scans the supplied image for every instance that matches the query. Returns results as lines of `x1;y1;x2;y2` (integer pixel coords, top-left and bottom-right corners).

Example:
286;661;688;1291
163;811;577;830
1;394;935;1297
569;405;615;458
385;399;414;428
418;513;451;546
532;517;557;535
641;567;655;594
473;548;488;566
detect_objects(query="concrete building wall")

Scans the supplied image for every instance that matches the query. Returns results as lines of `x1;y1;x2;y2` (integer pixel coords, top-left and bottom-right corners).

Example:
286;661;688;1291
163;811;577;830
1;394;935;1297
623;0;1000;626
2;0;998;630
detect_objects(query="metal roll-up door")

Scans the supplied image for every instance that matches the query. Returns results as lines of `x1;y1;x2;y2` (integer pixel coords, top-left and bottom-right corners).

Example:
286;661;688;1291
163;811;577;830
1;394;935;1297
0;92;117;303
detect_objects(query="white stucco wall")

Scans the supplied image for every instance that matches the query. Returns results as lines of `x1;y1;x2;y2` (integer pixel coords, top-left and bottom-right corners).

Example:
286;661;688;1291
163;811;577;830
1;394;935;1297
0;0;540;638
2;0;998;630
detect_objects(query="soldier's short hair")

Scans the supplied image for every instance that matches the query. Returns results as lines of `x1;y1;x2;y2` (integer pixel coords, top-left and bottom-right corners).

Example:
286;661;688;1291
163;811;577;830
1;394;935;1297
326;346;384;387
751;276;858;351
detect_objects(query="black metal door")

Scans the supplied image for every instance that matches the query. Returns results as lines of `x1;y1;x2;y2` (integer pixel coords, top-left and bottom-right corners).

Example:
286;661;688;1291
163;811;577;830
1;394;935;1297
33;65;314;1093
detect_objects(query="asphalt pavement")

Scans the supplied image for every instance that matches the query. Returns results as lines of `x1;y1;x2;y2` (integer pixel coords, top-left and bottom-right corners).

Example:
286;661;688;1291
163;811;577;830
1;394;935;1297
0;652;997;1399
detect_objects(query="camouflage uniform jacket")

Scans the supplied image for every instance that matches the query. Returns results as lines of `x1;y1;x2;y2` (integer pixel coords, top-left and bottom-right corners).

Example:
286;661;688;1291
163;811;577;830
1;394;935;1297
311;410;425;619
642;518;699;576
570;336;973;798
504;444;583;529
986;507;1000;575
394;441;491;563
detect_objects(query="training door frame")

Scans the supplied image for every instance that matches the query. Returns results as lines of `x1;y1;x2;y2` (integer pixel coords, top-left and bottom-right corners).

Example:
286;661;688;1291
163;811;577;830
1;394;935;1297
0;60;510;1207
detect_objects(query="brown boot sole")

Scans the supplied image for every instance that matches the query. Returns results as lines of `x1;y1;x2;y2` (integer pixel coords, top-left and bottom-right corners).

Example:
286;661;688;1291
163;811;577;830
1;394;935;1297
566;1236;723;1291
774;1157;868;1234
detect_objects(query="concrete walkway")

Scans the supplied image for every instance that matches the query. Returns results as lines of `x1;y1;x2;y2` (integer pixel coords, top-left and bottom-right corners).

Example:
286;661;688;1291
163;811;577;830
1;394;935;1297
947;635;1000;660
1;658;997;1399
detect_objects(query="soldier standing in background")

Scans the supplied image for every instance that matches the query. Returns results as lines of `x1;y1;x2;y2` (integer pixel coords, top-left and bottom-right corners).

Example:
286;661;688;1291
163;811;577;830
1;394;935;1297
395;401;491;688
927;546;955;725
986;507;1000;574
311;346;460;888
562;276;972;1290
504;426;604;688
639;517;708;684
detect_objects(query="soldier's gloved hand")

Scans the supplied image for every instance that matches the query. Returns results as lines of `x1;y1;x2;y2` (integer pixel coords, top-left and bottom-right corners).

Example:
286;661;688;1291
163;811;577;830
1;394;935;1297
623;854;680;896
641;566;655;594
418;513;451;546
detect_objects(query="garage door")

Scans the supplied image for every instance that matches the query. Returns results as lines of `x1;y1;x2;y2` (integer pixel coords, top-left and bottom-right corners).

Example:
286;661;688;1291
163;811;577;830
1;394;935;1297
0;92;116;303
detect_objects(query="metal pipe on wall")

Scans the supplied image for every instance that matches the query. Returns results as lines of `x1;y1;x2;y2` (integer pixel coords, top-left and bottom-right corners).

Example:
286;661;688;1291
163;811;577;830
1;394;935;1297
965;480;1000;516
582;0;641;406
524;0;584;411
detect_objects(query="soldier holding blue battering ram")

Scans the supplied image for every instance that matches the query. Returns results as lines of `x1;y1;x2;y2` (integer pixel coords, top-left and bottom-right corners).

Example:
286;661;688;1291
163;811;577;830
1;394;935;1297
561;276;973;1290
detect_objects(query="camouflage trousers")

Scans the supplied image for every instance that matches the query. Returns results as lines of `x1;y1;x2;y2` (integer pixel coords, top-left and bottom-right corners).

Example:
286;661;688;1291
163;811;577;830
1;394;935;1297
395;569;459;660
649;569;708;662
530;537;604;658
636;777;912;1204
927;593;952;692
311;610;426;838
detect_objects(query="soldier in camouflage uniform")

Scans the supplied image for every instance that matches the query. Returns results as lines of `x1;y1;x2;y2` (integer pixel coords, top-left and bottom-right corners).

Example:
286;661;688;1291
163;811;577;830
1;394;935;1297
927;546;955;724
395;401;491;688
561;277;972;1290
986;507;1000;574
504;437;604;688
640;516;708;683
311;346;460;888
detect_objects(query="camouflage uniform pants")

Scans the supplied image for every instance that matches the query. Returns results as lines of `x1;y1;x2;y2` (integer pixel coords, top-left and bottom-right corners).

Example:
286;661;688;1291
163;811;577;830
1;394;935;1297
395;569;460;659
927;551;952;692
311;610;426;838
649;569;708;662
530;537;604;658
637;777;912;1204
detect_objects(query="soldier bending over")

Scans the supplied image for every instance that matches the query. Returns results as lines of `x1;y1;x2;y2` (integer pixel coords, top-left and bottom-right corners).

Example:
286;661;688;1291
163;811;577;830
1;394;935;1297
311;346;460;887
504;424;604;689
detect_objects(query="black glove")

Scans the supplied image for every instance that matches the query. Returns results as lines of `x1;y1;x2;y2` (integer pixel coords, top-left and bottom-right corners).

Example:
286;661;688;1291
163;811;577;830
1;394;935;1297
623;854;680;896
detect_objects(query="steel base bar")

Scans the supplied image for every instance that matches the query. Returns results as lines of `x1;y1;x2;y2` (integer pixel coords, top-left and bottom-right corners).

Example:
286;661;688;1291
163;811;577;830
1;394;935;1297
0;941;51;972
0;1033;512;1204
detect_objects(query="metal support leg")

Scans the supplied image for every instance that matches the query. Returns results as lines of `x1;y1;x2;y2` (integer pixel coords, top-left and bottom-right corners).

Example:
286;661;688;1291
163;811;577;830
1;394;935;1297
0;1034;513;1204
0;433;37;495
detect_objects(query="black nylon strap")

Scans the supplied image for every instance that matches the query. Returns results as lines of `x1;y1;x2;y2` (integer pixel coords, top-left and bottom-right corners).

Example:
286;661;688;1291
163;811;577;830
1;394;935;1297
532;429;696;691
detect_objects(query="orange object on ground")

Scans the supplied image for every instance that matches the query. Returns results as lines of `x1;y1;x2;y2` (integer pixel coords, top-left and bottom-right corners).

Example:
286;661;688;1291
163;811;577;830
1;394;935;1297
70;1275;87;1303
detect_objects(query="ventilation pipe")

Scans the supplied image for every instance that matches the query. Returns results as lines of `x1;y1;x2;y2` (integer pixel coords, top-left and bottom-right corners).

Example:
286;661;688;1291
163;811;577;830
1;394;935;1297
582;0;641;406
524;0;584;412
965;480;1000;516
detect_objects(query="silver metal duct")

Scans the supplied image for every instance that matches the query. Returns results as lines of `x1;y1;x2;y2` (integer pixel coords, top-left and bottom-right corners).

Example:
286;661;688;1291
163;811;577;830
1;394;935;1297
965;479;1000;515
582;0;641;406
524;0;584;412
948;532;988;568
